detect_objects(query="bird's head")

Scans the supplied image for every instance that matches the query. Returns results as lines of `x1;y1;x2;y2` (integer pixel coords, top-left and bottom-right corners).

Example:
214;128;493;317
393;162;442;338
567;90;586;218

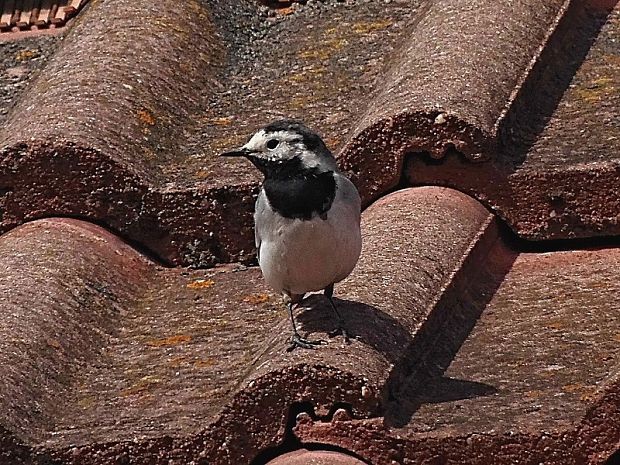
220;119;337;177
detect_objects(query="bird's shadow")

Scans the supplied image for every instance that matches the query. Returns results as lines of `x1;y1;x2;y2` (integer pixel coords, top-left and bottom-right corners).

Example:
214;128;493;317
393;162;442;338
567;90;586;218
295;293;499;425
294;237;516;426
296;294;412;365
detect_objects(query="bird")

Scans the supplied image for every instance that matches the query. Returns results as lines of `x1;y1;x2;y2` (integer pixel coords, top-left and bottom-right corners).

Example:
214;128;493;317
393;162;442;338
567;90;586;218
221;119;362;351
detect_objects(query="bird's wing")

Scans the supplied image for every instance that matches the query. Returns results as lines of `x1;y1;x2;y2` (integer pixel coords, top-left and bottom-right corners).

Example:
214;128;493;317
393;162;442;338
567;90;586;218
335;172;362;223
254;189;268;261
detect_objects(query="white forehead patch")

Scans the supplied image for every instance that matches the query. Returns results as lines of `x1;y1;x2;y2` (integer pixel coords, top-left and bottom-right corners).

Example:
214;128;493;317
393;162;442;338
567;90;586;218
243;129;268;151
240;127;336;171
242;129;302;162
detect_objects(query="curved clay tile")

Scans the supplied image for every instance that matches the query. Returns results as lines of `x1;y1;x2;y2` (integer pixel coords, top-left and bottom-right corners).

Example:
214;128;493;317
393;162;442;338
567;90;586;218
1;189;618;464
341;0;569;198
0;189;496;463
0;0;87;32
0;0;257;267
1;0;617;267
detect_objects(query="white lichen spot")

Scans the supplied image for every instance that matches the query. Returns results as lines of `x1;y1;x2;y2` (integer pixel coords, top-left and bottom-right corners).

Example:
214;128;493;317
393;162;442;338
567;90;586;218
434;113;447;125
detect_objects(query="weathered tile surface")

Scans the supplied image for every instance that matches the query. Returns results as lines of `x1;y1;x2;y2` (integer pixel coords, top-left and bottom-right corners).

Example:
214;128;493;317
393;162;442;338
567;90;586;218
408;0;620;242
0;188;505;464
295;247;620;464
2;0;616;266
0;0;618;463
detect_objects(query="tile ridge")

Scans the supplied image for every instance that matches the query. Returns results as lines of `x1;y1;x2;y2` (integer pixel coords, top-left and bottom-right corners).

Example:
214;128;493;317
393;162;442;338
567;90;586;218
340;0;570;204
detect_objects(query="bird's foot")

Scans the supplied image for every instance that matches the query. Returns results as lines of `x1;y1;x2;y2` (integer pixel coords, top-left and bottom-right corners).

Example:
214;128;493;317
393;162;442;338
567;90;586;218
328;323;351;344
287;333;325;352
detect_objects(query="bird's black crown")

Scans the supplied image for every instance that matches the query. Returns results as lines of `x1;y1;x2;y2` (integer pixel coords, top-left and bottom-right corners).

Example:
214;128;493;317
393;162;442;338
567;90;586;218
263;119;328;153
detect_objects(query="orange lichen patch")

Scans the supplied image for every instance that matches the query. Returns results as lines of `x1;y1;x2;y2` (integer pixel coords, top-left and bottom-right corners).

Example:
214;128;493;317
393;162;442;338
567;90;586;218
543;319;567;330
205;132;247;156
561;383;599;402
288;95;320;110
298;38;347;60
325;136;341;149
187;0;210;19
287;66;326;82
121;375;163;397
275;6;295;16
187;279;215;289
572;75;617;103
167;356;187;367
147;334;192;347
352;20;393;34
524;390;544;399
46;338;62;349
194;169;212;180
77;395;96;410
243;293;270;305
139;146;158;161
613;332;620;343
137;109;156;126
562;383;584;393
579;389;598;402
193;357;217;368
602;52;620;66
561;382;596;399
591;76;616;87
15;49;39;61
212;116;234;126
152;16;191;36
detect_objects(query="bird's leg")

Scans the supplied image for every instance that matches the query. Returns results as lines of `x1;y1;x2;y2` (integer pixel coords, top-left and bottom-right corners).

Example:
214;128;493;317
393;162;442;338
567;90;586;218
324;284;350;343
286;300;324;352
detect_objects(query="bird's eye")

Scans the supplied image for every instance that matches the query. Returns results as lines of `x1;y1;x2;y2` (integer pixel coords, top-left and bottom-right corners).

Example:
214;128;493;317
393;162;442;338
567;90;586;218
266;139;279;150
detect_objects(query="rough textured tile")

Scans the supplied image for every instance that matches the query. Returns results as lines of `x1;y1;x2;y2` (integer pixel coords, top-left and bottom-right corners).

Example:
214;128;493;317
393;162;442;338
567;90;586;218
295;247;620;465
341;0;568;201
0;218;153;463
0;34;63;125
408;1;620;242
0;0;617;462
410;249;620;437
48;188;495;465
0;0;593;266
0;187;503;464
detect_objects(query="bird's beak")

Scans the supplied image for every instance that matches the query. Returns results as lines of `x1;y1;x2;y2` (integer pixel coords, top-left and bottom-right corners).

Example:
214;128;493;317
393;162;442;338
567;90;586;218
220;147;254;158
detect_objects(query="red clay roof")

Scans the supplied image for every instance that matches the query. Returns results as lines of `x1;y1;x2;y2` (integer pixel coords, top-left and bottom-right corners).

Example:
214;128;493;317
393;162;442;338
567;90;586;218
0;0;87;33
0;0;618;463
1;0;618;266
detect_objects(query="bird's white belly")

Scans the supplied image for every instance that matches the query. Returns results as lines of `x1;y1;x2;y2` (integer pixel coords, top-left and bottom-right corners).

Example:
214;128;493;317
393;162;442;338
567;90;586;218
258;205;361;295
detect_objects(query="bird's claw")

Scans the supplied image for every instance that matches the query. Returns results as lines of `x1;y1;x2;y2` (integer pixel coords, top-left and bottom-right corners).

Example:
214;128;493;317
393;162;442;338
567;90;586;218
328;325;351;344
287;333;325;352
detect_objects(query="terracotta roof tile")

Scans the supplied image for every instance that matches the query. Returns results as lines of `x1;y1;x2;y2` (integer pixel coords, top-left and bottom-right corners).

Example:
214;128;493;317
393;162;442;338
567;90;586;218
2;0;616;266
413;249;620;435
0;0;618;462
0;0;87;33
342;0;570;181
0;188;498;463
408;1;620;241
1;186;617;463
295;247;620;463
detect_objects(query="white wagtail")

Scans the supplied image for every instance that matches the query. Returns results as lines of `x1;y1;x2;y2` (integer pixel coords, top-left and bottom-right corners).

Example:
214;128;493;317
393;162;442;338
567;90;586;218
221;120;362;351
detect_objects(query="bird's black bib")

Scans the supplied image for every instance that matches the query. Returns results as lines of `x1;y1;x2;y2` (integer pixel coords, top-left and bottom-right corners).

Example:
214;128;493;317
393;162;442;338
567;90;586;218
263;161;336;221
